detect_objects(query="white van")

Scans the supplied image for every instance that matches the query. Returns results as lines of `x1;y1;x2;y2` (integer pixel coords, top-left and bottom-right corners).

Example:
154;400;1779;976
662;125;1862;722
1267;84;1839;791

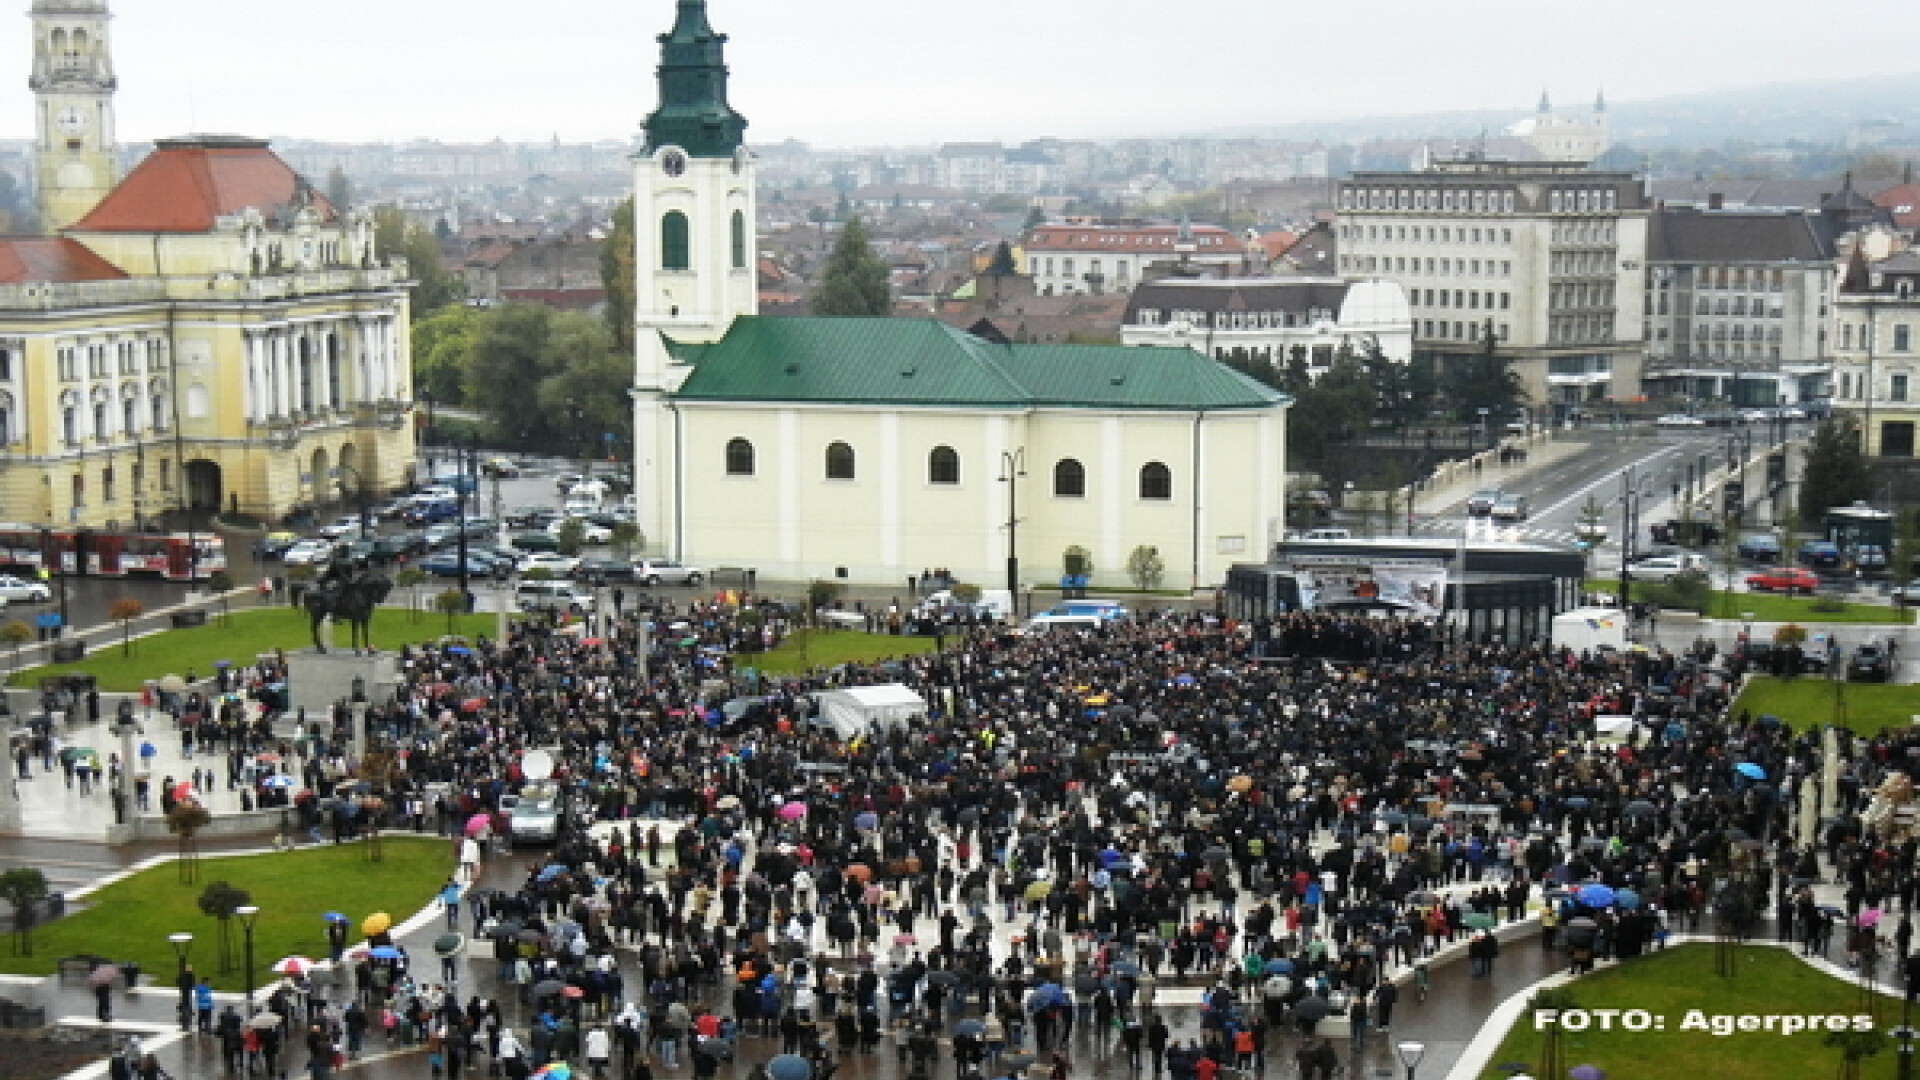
1026;612;1105;633
515;580;596;615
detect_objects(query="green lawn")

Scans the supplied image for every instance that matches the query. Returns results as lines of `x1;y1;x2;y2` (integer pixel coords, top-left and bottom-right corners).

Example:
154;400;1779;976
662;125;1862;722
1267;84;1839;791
1584;581;1911;625
6;607;504;691
1479;944;1904;1080
1733;675;1920;734
1;837;455;992
744;628;940;675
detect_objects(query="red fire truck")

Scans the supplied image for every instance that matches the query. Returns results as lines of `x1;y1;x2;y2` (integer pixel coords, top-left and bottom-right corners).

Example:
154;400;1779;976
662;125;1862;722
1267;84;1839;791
0;524;226;581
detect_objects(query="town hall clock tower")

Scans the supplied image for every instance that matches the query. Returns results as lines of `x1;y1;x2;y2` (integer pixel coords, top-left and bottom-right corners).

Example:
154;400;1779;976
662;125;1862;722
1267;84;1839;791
631;0;758;551
29;0;119;233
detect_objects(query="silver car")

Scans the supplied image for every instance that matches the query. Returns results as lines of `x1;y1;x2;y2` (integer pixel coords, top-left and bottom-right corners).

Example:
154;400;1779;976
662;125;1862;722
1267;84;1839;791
635;559;704;587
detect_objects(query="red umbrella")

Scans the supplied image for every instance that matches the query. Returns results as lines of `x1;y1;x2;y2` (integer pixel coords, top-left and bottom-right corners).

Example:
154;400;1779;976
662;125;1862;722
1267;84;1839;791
466;814;491;837
462;697;488;712
562;985;585;999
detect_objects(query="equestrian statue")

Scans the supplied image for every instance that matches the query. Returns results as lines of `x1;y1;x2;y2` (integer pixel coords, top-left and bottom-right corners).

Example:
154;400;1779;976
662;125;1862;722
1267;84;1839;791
304;544;392;654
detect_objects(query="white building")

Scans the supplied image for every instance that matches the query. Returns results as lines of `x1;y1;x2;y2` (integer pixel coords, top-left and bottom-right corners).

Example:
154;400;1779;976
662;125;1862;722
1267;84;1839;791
1024;220;1244;296
1832;249;1920;457
628;2;1291;591
1120;278;1413;372
1336;156;1650;416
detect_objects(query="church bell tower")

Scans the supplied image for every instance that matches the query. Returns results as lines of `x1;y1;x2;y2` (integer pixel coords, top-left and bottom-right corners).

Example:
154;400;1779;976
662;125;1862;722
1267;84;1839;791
632;0;757;555
29;0;119;232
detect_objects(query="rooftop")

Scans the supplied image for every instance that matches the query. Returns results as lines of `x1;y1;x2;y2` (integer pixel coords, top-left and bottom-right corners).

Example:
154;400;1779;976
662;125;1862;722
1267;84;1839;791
69;136;337;234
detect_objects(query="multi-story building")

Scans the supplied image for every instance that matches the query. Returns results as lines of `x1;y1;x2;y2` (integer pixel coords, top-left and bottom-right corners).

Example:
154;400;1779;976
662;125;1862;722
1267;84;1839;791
1641;205;1837;408
1336;156;1651;416
1024;220;1244;296
1120;277;1413;372
1507;91;1610;163
1831;250;1920;457
0;1;414;530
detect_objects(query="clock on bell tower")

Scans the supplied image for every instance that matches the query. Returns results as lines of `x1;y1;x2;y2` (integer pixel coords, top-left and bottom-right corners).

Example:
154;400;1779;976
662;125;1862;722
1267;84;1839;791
29;0;119;233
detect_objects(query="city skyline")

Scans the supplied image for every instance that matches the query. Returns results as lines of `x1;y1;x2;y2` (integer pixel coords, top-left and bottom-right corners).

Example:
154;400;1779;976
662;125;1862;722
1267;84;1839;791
4;0;1916;151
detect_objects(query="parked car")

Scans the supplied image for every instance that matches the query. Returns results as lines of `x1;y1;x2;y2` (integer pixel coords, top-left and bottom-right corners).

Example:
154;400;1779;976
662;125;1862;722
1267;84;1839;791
282;539;333;567
1623;555;1699;582
1746;567;1819;594
1655;413;1706;428
481;456;521;478
1465;489;1502;516
0;574;52;603
634;558;704;587
372;533;426;562
510;531;562;553
1490;494;1530;522
574;557;637;584
1894;582;1920;606
1736;533;1782;562
504;505;557;529
316;516;365;539
547;518;613;544
515;580;597;614
419;552;504;579
521;552;582;577
1847;645;1893;683
1797;541;1844;571
253;531;300;560
403;499;461;526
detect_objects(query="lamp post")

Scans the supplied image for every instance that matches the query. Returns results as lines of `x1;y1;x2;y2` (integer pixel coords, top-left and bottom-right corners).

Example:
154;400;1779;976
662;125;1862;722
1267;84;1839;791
350;675;368;764
1395;1040;1426;1080
235;905;260;1014
998;449;1026;596
113;700;136;825
168;931;193;1031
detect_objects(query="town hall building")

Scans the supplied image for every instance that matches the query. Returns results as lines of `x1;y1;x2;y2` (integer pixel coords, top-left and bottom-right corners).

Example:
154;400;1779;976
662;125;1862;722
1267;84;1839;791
629;0;1291;591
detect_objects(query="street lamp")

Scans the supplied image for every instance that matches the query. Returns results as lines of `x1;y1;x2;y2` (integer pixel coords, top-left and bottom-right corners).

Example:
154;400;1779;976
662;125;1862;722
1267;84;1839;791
998;449;1026;596
235;905;260;1014
168;931;193;1031
350;676;369;762
1395;1040;1426;1080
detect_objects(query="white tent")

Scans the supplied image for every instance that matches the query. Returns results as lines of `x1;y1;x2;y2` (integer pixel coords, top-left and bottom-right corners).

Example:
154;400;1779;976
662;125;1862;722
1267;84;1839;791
811;684;928;739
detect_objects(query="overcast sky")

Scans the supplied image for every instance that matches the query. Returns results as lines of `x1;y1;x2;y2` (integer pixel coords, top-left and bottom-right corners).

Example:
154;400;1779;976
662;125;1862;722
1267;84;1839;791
6;0;1916;149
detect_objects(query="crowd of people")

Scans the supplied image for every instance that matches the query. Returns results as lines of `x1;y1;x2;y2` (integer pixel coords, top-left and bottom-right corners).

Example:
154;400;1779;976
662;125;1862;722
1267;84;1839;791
113;599;1920;1078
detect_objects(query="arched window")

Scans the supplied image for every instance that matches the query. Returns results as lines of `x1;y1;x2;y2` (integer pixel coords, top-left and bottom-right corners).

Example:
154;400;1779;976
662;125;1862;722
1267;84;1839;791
1139;462;1172;500
1053;458;1086;497
928;446;959;485
731;210;747;270
825;441;855;480
661;211;690;271
725;437;755;476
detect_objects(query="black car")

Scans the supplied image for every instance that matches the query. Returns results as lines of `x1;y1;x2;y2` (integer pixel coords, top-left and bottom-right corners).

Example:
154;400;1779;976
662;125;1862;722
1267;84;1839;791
372;533;427;562
1847;645;1893;683
574;557;637;584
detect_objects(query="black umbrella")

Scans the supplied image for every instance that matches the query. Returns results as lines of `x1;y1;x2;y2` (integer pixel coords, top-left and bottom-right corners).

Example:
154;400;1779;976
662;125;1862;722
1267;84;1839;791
516;929;543;945
489;920;524;940
926;970;960;986
1623;800;1657;817
1003;1055;1037;1071
1294;997;1330;1021
434;933;465;957
955;1019;985;1037
532;979;565;999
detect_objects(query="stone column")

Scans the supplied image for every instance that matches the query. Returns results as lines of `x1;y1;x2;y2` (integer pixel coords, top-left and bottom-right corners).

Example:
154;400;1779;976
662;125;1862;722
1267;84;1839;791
0;760;20;833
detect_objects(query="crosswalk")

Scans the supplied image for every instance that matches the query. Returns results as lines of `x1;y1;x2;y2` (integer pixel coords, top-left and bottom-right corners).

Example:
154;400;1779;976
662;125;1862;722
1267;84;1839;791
1406;517;1587;548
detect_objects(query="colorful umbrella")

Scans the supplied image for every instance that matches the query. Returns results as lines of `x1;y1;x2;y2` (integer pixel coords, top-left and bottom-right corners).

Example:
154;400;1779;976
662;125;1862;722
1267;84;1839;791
1226;776;1253;793
171;781;194;801
262;775;295;789
465;814;491;837
271;956;314;975
362;912;392;936
1735;762;1766;780
1575;884;1616;908
369;946;404;960
532;1065;573;1080
1463;912;1497;930
845;863;872;883
323;912;347;923
779;801;807;821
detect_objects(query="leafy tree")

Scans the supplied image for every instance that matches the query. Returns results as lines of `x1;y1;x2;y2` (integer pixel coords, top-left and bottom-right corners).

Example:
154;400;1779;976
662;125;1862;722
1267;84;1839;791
950;583;982;605
373;206;462;316
610;522;643;560
394;567;428;622
811;216;891;317
986;241;1018;277
205;570;235;624
1279;345;1312;396
806;579;843;621
0;620;31;678
0;867;50;956
1023;205;1046;231
1287;355;1375;460
166;802;212;883
1799;415;1871;523
196;881;253;973
410;304;481;408
1825;1027;1883;1080
1441;319;1523;420
555;519;586;558
110;597;144;656
1126;545;1166;590
1062;545;1094;578
601;197;635;353
434;588;468;635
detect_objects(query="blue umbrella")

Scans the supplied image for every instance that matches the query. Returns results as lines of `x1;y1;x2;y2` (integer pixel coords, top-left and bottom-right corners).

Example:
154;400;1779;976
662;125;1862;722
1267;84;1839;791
323;912;347;922
1735;762;1766;780
1263;958;1294;975
446;645;473;656
369;946;404;960
1563;796;1591;808
1174;674;1196;686
768;1055;812;1080
855;811;879;830
1614;888;1641;910
1576;883;1616;908
955;1019;986;1038
537;864;566;882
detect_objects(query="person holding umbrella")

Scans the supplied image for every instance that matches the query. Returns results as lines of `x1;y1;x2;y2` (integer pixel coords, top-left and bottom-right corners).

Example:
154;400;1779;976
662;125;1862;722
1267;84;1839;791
91;963;117;1022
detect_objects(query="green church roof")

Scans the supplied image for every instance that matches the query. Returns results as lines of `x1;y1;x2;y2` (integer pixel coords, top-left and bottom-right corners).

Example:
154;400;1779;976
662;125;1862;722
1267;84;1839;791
668;317;1290;411
643;0;747;158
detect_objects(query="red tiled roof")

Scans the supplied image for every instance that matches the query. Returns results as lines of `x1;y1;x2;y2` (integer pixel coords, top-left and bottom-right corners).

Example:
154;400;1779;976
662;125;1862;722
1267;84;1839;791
70;137;337;234
1026;224;1239;254
1874;182;1920;229
0;238;129;284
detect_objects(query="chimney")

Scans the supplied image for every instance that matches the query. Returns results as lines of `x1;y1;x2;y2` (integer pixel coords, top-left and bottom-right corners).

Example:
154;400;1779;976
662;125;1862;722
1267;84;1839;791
1707;193;1723;210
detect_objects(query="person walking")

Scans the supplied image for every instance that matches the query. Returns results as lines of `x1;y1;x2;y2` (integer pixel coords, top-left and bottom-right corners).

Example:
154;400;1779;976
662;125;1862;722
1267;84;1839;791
1373;981;1398;1033
1146;1013;1170;1076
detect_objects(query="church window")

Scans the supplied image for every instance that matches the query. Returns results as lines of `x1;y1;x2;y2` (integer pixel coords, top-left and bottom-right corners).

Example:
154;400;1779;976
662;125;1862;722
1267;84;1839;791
825;441;855;480
93;401;108;441
1053;458;1086;498
731;210;747;269
725;437;755;476
928;446;959;485
661;211;690;271
122;397;136;436
1139;462;1172;501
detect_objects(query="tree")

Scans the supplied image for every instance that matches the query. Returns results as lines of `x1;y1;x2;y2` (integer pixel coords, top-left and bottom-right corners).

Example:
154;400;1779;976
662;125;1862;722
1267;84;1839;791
196;881;252;974
1825;1027;1883;1080
986;241;1018;277
0;620;31;679
324;165;353;212
806;580;843;623
601;197;635;354
1126;545;1165;591
1063;545;1094;578
410;304;481;408
1799;415;1871;523
811;216;891;317
1287;354;1376;460
373;206;462;316
1442;319;1523;421
166;801;211;884
205;570;235;624
394;567;428;623
110;597;145;656
610;522;642;560
555;519;586;557
0;867;49;956
434;589;468;635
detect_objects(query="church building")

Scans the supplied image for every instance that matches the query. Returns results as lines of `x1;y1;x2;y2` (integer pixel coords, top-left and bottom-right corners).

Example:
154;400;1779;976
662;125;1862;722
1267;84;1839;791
0;0;415;531
630;0;1291;591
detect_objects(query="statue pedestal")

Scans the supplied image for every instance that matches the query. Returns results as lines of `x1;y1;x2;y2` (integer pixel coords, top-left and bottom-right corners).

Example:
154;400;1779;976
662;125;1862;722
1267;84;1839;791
285;649;400;718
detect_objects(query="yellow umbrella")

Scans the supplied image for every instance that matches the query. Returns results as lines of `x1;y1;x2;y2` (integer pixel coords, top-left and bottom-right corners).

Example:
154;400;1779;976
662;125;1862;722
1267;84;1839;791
1084;694;1110;706
362;911;392;936
1227;776;1253;793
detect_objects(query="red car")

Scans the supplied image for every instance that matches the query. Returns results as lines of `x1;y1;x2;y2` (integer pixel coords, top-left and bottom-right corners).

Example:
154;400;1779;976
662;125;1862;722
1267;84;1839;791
1746;567;1818;593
